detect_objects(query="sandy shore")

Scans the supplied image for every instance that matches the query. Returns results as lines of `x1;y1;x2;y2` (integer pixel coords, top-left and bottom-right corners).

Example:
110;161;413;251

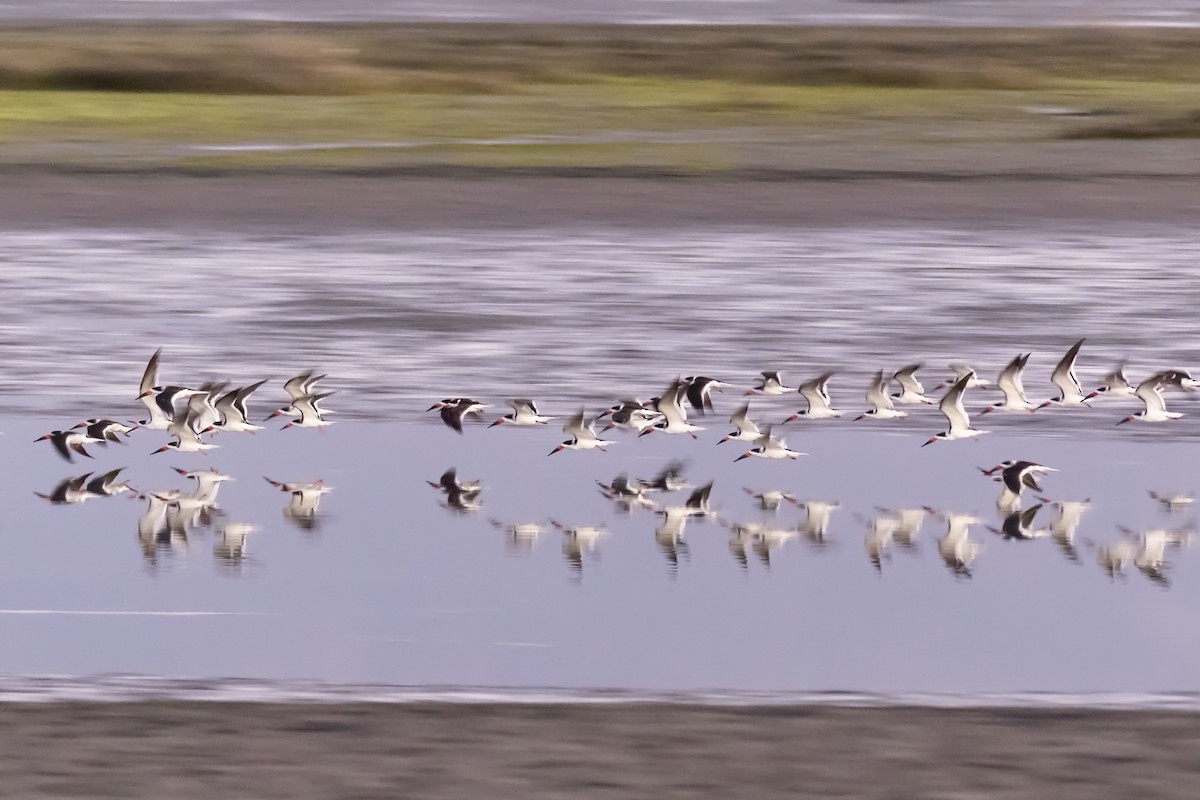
7;173;1200;231
0;702;1196;798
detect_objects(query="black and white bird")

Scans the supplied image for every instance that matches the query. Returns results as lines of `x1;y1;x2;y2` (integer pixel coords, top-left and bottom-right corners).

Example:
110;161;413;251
432;397;486;434
1117;373;1182;424
981;353;1037;413
488;399;552;427
681;376;728;414
1149;490;1194;513
638;461;691;494
936;363;992;391
783;373;842;421
599;400;660;433
72;418;137;443
734;427;804;461
746;371;793;396
717;403;763;443
922;375;986;445
549;410;614;454
891;363;934;405
992;504;1049;541
1086;364;1134;400
35;472;95;504
36;429;102;462
856;370;907;421
597;474;656;512
982;460;1057;514
1037;338;1089;409
639;380;705;438
137;350;202;432
267;370;332;420
213;381;268;433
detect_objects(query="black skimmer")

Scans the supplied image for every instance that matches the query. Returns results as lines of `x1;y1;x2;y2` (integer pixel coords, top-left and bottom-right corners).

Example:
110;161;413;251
549;410;614;455
746;371;793;396
264;477;332;532
280;392;335;430
433;397;486;434
1037;338;1089;409
599;400;659;433
982;460;1057;514
136;349;199;431
1086;364;1133;400
891;363;934;405
743;487;798;513
783;373;842;421
426;468;482;512
488;398;552;427
638;461;691;493
981;353;1036;413
186;382;228;432
734;427;805;461
639;380;705;438
266;370;331;420
922;375;987;445
856;370;907;420
1117;374;1181;424
72;418;137;443
36;429;101;462
1155;369;1200;391
214;381;268;433
681;376;727;414
717;403;763;442
935;363;992;391
153;409;218;454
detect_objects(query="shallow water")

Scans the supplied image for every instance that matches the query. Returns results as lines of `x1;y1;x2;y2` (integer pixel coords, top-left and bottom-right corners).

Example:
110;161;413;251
4;225;1200;442
4;417;1200;694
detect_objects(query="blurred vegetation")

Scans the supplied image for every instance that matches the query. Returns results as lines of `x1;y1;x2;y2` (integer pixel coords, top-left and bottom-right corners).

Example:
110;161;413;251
0;24;1197;170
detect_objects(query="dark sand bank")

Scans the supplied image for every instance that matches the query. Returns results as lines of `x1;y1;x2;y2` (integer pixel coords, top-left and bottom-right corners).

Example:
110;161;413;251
7;173;1200;231
2;702;1198;798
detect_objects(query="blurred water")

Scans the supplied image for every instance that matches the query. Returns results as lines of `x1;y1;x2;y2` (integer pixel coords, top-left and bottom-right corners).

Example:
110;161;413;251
3;0;1199;26
2;225;1200;441
4;418;1200;694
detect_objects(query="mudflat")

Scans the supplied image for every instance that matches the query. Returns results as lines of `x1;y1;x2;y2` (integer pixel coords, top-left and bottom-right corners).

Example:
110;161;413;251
7;173;1200;231
1;702;1197;798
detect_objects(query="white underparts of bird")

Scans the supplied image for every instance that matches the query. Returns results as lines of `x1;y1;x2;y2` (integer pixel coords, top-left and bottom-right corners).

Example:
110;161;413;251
1149;490;1195;513
639;380;705;438
1086;365;1133;400
744;487;798;512
214;380;268;433
891;363;934;405
281;392;335;430
856;370;907;420
784;373;842;422
746;370;793;396
549;410;614;455
734;427;805;461
936;363;992;391
718;402;762;443
1117;374;1182;424
922;374;987;445
600;400;660;433
982;353;1037;413
72;418;137;442
266;370;330;420
1037;338;1090;409
153;413;218;454
488;398;552;427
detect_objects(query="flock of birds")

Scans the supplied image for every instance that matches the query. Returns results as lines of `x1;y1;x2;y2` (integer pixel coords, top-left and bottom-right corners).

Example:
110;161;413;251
24;345;1197;583
428;339;1200;456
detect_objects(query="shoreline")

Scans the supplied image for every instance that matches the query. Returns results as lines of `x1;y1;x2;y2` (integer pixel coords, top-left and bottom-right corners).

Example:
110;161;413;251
3;701;1199;798
7;173;1200;231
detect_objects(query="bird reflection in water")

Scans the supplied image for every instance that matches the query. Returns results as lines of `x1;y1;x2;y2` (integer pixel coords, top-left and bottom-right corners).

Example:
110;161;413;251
550;520;607;577
724;520;795;570
489;520;545;555
264;477;333;532
860;512;898;574
654;481;714;575
597;474;656;513
797;500;839;550
427;468;481;514
743;487;798;514
1116;527;1192;587
213;522;260;573
1038;497;1091;563
877;506;931;552
929;510;983;579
